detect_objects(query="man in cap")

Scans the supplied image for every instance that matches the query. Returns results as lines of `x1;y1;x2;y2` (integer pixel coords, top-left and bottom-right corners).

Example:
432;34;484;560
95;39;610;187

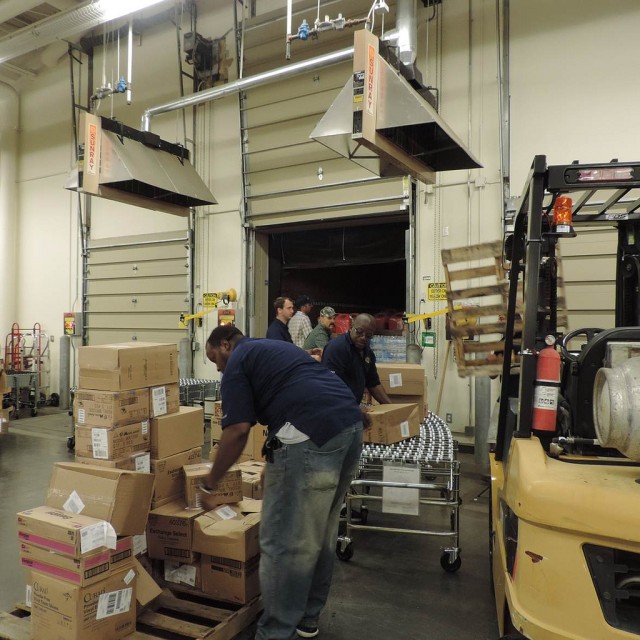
303;306;336;351
288;294;314;348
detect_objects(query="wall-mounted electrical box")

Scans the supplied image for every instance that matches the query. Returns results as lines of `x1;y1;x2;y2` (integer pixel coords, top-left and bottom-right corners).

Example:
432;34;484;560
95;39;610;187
63;312;83;336
217;309;236;327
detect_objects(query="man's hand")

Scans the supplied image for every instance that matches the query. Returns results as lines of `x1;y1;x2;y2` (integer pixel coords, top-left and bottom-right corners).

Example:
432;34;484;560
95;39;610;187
361;407;372;429
200;484;222;512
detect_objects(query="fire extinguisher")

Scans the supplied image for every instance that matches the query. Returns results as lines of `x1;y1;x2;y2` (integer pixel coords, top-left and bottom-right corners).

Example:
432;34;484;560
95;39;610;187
532;336;561;432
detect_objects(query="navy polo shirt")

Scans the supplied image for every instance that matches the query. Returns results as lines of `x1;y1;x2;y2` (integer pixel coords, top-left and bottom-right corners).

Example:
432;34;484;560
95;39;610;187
220;337;362;446
266;318;292;342
322;332;381;403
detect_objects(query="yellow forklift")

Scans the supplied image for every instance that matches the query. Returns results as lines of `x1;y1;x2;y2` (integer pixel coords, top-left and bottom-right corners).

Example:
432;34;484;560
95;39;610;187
491;156;640;639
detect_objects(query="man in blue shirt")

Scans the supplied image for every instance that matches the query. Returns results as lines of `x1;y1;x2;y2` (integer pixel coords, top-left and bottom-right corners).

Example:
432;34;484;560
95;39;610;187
202;325;363;640
322;313;392;405
265;296;294;342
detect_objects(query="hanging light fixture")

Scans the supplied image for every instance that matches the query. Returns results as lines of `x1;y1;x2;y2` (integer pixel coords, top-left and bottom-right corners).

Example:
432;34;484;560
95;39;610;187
0;0;170;65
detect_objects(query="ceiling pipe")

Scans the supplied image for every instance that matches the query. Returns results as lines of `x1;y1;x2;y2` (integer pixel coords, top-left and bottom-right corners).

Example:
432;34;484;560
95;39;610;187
382;0;417;65
141;46;354;131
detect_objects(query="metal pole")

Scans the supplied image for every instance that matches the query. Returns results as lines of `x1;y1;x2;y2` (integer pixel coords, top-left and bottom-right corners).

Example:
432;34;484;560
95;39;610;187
474;376;490;471
59;335;71;410
141;46;354;131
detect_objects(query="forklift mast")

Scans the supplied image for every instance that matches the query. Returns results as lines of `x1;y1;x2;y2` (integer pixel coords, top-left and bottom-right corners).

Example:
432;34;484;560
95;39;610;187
495;156;640;461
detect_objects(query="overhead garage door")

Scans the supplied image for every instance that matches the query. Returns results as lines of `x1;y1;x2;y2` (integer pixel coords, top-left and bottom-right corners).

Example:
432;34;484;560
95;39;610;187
85;230;191;346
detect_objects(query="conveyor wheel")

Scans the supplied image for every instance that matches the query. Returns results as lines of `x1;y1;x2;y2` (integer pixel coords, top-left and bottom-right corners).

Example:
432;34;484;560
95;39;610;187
440;552;461;573
336;539;354;561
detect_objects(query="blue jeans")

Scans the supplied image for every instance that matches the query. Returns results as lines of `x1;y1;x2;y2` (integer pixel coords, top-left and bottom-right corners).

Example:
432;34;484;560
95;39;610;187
256;422;363;640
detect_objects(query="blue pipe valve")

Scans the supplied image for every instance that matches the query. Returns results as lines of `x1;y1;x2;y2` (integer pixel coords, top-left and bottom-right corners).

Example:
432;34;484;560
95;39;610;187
115;77;128;93
297;19;310;40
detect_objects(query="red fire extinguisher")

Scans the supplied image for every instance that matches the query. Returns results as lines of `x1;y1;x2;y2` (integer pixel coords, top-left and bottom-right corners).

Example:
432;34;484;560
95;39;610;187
532;336;561;432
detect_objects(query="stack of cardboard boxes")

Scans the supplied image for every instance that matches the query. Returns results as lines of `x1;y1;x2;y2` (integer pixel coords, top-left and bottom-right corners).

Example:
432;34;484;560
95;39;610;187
209;400;265;462
17;462;156;640
364;363;428;445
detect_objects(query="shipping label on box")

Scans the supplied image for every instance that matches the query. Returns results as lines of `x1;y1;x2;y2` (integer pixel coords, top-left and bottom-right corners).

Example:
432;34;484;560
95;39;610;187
78;342;178;391
74;388;150;428
75;451;150;471
151;447;202;504
192;503;261;561
151;406;204;458
164;559;202;590
17;506;117;558
46;462;155;536
74;421;150;460
201;554;260;604
364;403;420;444
29;567;136;640
149;383;180;418
146;500;203;563
376;364;426;396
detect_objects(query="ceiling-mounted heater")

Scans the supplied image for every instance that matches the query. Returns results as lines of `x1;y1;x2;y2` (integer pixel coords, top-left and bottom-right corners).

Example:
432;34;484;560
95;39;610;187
66;113;216;216
310;30;481;184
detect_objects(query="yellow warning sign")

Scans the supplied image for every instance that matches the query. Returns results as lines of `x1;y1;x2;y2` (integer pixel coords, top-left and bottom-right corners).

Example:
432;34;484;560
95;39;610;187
203;293;219;308
427;282;447;301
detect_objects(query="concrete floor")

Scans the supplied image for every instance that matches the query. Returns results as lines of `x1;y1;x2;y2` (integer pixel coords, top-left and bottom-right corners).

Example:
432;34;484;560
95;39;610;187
0;410;499;639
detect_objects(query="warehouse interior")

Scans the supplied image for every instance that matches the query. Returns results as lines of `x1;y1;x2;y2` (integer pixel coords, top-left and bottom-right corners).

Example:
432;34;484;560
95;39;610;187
1;1;640;639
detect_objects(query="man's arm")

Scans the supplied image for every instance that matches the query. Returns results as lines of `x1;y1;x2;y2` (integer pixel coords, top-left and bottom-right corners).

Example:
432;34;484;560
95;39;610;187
369;384;392;404
203;421;252;494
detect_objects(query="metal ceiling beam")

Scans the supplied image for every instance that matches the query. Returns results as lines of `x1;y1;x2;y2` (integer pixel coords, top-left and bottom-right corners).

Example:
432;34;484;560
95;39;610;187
0;1;42;25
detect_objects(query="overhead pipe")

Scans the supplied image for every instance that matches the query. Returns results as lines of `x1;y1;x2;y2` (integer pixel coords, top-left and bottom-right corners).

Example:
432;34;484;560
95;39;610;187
127;18;133;104
142;46;354;131
382;0;417;65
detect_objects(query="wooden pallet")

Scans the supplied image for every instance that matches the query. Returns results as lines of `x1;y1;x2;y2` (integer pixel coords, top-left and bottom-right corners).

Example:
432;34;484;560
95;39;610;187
441;240;568;378
0;591;261;640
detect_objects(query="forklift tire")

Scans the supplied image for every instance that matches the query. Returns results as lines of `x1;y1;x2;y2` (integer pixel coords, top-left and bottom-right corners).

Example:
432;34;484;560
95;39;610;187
440;553;461;573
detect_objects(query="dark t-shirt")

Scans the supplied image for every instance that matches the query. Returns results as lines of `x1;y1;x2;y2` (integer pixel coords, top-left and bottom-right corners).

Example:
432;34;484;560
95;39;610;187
322;332;381;403
220;337;362;446
266;318;292;342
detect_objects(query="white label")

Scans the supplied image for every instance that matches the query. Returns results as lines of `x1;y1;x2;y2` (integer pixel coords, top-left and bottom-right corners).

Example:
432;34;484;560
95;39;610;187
123;569;135;585
91;428;109;459
215;505;237;521
134;452;150;473
533;385;558;410
152;387;167;417
63;490;85;514
389;373;403;388
78;408;86;424
96;587;132;620
400;420;410;438
382;463;420;516
141;420;149;435
25;585;32;608
165;561;197;587
132;533;147;556
80;522;108;554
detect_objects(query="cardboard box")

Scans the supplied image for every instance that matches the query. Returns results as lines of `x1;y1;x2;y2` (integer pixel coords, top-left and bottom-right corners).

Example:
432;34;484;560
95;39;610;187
17;506;117;558
75;451;151;472
212;400;223;419
238;461;265;499
0;369;8;395
252;424;268;460
78;342;178;391
46;462;155;536
147;500;203;563
0;408;9;434
201;554;260;604
364;403;420;444
19;536;133;587
376;363;426;396
184;464;242;510
29;567;137;640
151;447;202;505
74;388;150;428
375;394;426;419
151;406;204;458
192;501;261;561
149;382;180;418
210;417;223;442
74;421;150;460
133;557;162;608
208;444;253;464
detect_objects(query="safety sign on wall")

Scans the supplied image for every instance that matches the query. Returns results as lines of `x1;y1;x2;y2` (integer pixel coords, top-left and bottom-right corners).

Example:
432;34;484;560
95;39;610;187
427;282;447;301
203;293;219;308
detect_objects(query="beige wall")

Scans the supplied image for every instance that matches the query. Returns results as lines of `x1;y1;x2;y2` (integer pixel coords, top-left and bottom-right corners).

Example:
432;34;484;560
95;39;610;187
11;0;640;426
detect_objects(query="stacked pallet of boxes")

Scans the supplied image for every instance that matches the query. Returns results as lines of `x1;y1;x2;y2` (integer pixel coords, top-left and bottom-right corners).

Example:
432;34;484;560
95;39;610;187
17;462;156;640
363;363;427;444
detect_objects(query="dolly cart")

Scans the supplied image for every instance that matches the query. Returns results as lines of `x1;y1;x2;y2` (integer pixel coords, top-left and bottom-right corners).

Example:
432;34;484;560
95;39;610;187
337;411;461;572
